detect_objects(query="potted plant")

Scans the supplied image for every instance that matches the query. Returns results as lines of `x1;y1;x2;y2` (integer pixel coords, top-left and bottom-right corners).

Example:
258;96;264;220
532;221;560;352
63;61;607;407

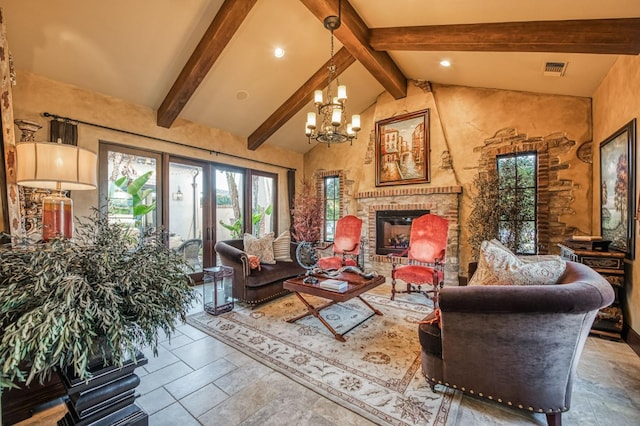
290;181;323;278
291;180;322;243
0;209;197;394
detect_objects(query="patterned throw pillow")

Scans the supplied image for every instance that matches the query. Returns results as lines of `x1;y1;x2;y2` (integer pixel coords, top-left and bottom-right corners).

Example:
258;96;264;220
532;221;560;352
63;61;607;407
273;231;293;262
243;233;276;264
469;239;566;286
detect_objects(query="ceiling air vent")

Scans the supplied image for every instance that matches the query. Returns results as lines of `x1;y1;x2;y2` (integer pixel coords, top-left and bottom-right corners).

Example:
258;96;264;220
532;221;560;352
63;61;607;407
543;61;568;77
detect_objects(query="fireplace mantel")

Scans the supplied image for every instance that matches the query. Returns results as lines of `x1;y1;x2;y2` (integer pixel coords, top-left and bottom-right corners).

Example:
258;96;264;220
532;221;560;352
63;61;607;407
355;185;462;200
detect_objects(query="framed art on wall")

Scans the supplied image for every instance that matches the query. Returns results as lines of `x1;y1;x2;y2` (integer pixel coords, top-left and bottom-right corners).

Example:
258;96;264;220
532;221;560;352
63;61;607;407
600;118;636;259
375;109;430;187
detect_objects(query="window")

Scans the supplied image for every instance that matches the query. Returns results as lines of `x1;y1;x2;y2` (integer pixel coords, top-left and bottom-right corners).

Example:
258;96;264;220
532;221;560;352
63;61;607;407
249;171;276;237
215;169;276;239
99;143;161;231
324;176;340;241
496;152;537;254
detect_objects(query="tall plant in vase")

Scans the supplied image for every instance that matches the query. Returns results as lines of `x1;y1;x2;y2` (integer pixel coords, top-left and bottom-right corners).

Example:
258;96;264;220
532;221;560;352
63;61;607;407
291;181;322;278
0;209;197;394
291;180;322;243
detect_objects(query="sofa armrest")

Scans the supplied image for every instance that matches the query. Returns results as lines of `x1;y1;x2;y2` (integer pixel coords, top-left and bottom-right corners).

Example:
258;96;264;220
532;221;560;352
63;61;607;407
440;262;613;314
214;240;250;277
215;240;245;260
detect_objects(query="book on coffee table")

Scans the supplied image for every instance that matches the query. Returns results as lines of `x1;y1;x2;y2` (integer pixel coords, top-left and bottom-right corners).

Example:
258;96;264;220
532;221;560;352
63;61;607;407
571;235;602;241
319;279;348;292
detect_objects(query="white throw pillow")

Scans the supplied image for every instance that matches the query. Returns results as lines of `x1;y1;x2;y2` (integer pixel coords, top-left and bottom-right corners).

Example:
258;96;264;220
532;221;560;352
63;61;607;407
469;239;566;286
244;233;276;264
273;231;293;262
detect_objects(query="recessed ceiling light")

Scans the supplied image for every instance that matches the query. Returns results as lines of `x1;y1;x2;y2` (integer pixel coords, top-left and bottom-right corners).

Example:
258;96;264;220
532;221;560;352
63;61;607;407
439;60;451;67
236;90;249;101
274;47;285;58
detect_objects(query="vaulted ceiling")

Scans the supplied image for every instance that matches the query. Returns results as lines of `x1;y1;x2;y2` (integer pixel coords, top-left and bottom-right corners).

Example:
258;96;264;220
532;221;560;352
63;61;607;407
4;0;640;154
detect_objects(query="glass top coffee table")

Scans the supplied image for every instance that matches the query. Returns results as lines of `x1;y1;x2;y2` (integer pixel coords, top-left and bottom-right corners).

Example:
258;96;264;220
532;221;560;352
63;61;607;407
283;271;385;342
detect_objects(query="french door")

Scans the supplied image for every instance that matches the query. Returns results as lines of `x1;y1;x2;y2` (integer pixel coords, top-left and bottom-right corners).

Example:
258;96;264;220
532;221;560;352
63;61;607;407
100;143;278;282
166;159;208;282
99;143;161;232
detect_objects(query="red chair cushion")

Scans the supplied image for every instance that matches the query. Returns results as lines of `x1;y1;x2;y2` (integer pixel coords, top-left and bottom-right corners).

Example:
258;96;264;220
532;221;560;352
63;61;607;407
393;265;436;285
317;256;357;270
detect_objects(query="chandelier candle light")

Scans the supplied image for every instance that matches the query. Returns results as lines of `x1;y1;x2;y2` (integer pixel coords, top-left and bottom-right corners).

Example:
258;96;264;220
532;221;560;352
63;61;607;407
16;139;97;240
305;11;360;146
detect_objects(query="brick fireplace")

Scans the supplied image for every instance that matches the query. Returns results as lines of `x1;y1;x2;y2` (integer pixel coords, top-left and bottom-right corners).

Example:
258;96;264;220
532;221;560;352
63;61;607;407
375;209;430;255
355;186;462;286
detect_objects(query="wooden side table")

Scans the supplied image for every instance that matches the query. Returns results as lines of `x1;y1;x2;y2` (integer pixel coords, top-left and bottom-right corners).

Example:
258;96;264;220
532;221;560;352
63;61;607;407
558;243;625;340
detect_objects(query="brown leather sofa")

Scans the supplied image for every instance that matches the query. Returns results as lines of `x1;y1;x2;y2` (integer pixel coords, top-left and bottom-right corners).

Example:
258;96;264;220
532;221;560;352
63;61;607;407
419;261;614;426
214;239;305;305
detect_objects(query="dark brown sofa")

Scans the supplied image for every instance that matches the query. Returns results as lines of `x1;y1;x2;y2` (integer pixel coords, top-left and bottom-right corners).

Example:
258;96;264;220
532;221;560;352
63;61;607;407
214;239;306;305
419;261;614;426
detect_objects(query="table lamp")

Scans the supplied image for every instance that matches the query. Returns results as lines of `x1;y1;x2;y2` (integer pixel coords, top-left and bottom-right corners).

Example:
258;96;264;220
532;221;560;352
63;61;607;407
16;140;97;241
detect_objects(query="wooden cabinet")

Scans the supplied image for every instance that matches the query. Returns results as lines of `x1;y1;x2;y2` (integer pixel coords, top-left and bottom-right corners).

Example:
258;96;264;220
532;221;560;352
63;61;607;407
558;243;625;340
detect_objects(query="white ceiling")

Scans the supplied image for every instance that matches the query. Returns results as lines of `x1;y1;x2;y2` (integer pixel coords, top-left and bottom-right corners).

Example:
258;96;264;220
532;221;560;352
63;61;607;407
3;0;640;153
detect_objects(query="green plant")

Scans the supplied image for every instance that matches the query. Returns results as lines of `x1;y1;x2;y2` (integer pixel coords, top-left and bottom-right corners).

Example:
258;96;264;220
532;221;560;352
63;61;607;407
0;209;197;390
219;204;273;238
468;171;501;260
114;171;156;225
468;164;534;259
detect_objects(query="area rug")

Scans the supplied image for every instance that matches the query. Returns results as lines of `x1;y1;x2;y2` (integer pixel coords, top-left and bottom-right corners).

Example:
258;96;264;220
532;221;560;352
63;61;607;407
186;292;461;426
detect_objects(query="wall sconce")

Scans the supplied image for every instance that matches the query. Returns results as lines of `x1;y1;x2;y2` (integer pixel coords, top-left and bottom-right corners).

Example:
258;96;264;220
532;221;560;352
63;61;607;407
172;187;183;201
16;140;97;240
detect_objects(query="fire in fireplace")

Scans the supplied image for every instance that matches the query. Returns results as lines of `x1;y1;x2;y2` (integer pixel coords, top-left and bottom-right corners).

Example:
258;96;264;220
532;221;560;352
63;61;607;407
375;209;429;255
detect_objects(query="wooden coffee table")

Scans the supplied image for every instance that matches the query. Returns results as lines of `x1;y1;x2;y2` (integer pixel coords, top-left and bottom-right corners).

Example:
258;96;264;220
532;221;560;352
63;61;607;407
283;271;385;342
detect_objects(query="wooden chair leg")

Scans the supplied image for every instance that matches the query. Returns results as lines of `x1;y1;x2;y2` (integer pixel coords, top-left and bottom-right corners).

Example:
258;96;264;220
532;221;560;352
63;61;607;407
391;278;396;300
546;413;561;426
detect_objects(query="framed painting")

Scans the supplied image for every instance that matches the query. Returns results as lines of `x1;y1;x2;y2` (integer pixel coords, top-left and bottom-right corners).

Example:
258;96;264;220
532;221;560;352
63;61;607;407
375;109;430;187
600;118;636;259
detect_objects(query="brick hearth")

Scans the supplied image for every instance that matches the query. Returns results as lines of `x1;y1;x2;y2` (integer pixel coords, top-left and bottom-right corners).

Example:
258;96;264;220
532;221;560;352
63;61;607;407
355;186;462;286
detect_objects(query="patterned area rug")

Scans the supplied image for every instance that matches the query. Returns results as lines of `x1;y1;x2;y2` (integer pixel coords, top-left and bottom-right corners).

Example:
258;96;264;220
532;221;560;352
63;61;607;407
187;292;461;425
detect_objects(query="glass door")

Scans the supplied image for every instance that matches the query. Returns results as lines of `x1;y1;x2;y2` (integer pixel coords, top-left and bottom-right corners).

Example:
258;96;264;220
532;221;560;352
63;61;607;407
249;171;277;237
99;143;161;233
168;160;207;280
214;167;245;245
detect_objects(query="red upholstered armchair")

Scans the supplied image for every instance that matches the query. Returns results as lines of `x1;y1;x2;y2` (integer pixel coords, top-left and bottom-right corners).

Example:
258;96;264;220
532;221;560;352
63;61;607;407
389;214;449;304
317;215;363;270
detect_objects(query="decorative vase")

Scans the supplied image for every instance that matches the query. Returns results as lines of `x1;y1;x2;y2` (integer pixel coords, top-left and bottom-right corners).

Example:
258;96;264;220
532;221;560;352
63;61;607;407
58;352;149;426
295;241;319;284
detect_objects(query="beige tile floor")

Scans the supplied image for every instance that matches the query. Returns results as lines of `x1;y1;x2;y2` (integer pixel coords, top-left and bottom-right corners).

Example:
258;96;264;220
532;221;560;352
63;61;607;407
134;285;640;426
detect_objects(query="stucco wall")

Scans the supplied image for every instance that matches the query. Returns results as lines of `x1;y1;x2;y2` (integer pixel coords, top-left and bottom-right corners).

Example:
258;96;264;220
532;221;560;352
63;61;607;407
304;81;593;275
592;55;640;336
10;71;303;234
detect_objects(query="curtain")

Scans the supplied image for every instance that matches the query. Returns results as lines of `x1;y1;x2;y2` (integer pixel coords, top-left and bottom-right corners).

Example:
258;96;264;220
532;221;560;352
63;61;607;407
287;169;295;233
49;119;78;145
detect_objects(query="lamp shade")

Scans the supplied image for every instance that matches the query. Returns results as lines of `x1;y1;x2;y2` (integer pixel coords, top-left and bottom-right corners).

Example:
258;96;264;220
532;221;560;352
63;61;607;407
16;141;97;191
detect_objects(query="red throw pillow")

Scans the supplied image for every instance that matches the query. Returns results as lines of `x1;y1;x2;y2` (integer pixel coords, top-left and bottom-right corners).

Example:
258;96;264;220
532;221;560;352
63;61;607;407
248;255;261;271
418;309;441;328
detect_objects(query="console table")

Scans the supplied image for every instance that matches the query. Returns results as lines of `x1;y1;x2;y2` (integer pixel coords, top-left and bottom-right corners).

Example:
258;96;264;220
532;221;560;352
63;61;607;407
558;243;625;340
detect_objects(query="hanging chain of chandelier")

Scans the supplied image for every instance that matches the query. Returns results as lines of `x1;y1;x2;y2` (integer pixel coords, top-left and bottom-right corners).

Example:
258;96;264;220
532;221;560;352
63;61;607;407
305;14;360;146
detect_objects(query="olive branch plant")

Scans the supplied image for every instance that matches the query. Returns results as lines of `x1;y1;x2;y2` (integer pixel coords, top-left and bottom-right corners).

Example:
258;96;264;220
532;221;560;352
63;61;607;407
0;209;198;391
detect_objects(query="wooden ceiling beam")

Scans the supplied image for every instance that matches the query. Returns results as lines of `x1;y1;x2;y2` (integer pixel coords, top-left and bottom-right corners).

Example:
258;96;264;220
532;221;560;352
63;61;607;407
248;47;355;151
300;0;407;99
157;0;258;128
369;18;640;55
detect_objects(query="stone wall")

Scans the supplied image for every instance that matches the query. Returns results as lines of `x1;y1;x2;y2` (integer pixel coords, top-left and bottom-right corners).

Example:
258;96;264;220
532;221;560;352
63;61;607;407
592;55;640;336
475;128;583;254
304;81;593;278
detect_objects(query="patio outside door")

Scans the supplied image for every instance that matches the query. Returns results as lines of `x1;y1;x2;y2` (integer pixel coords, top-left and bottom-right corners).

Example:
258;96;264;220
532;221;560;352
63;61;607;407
168;161;206;280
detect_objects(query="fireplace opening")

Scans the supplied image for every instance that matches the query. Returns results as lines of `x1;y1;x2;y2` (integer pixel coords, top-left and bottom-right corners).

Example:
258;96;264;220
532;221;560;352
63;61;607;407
376;209;429;256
